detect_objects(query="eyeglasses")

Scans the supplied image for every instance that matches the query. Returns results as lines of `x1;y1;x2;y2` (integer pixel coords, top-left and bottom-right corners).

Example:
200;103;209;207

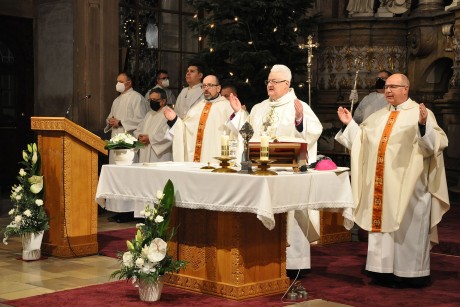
265;80;287;85
201;84;219;89
384;84;407;90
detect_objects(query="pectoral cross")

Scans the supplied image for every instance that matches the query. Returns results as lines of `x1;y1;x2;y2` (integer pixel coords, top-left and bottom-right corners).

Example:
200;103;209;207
262;107;277;134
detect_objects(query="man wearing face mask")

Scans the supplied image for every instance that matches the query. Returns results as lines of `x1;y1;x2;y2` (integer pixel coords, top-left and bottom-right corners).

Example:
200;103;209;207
145;69;176;107
106;72;148;164
134;88;172;163
350;70;392;124
163;74;234;164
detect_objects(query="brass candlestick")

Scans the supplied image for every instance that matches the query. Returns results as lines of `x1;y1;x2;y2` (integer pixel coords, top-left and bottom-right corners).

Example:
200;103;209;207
201;162;216;170
252;159;277;176
212;156;237;173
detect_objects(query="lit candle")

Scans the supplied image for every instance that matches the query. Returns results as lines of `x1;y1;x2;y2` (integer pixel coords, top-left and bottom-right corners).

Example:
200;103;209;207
221;134;229;157
260;136;270;161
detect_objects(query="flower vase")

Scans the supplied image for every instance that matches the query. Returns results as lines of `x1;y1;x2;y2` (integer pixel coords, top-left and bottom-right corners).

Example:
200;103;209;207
112;149;136;165
138;277;164;302
21;230;44;260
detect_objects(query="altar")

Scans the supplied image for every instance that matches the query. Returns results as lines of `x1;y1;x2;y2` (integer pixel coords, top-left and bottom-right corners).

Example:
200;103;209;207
96;162;354;300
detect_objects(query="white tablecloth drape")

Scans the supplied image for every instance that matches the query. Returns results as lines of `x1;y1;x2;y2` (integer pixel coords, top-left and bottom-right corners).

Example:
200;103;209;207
96;162;355;230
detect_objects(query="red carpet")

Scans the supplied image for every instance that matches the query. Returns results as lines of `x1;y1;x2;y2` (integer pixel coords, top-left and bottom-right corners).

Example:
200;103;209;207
97;227;137;258
5;242;460;306
431;204;460;256
5;207;460;307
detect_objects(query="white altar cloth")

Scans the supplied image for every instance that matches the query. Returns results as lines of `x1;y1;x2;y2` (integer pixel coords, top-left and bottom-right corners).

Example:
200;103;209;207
96;162;355;230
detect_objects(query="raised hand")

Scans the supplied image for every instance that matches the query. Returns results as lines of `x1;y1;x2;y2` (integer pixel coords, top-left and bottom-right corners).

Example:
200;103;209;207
294;99;303;121
419;103;428;125
163;106;177;121
337;106;352;125
229;93;242;113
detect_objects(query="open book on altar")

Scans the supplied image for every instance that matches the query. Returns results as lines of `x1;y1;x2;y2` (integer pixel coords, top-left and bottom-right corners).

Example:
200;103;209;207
248;137;307;172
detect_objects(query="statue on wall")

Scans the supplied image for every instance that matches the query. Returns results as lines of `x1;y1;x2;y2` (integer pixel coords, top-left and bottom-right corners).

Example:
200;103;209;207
346;0;374;17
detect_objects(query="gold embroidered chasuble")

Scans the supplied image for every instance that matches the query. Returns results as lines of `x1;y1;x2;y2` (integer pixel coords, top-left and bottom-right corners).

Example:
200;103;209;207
337;99;449;243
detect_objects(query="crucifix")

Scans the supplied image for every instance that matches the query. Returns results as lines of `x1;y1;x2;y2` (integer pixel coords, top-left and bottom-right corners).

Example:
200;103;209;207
300;35;319;106
238;121;254;174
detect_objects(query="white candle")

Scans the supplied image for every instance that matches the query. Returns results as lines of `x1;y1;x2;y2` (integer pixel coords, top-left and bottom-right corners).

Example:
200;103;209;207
221;134;229;157
260;136;269;147
260;136;270;161
221;134;229;147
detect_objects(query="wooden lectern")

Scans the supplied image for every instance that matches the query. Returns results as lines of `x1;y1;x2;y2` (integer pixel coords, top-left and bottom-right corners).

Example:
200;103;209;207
31;117;108;257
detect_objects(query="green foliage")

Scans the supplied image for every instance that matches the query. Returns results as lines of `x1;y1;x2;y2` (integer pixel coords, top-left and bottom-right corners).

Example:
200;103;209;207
186;0;317;103
110;180;187;285
3;143;49;244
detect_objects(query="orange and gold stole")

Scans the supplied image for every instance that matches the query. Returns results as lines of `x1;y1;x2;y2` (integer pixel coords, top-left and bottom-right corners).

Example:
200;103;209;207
193;102;213;162
372;111;399;232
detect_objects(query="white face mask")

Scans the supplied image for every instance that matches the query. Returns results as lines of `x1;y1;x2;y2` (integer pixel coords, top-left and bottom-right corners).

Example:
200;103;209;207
116;82;125;93
161;79;170;88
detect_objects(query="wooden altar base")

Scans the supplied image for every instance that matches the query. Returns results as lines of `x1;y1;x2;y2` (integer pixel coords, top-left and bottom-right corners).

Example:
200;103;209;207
165;208;290;300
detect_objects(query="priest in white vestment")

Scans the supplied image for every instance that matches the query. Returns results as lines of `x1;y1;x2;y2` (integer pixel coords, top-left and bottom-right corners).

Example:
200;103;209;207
134;88;172;163
164;75;234;164
174;63;204;119
227;64;323;278
105;72;148;164
335;73;450;288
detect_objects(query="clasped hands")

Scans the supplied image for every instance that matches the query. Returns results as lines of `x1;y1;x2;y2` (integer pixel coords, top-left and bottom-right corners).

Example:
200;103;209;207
107;116;121;128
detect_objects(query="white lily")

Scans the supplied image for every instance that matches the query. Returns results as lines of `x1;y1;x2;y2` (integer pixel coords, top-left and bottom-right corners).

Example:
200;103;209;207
156;190;165;200
31;151;38;165
29;176;44;194
146;238;167;263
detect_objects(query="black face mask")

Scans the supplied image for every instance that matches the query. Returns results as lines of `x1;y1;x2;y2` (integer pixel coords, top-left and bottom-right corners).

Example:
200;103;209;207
375;77;386;89
149;100;161;111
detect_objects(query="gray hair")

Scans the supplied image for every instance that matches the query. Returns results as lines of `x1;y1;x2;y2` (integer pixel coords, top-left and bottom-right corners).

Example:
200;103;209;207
270;64;292;82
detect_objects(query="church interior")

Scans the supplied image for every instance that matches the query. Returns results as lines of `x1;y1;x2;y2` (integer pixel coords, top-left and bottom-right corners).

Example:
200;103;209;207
0;1;459;306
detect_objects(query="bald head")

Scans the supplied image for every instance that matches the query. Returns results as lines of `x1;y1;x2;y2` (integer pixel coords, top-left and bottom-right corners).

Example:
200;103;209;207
384;73;410;106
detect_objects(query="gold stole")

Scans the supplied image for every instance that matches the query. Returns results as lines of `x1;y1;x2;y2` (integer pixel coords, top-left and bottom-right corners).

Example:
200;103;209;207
193;102;213;162
372;111;399;232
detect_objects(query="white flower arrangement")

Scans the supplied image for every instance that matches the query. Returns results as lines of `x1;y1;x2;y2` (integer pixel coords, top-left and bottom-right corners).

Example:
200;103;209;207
111;180;186;285
105;132;143;150
3;143;49;244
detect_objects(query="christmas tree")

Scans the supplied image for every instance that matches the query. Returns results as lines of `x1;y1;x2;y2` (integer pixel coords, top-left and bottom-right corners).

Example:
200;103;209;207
186;0;317;108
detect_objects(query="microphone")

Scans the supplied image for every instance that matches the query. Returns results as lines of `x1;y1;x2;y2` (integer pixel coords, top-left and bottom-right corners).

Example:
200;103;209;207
66;94;92;117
